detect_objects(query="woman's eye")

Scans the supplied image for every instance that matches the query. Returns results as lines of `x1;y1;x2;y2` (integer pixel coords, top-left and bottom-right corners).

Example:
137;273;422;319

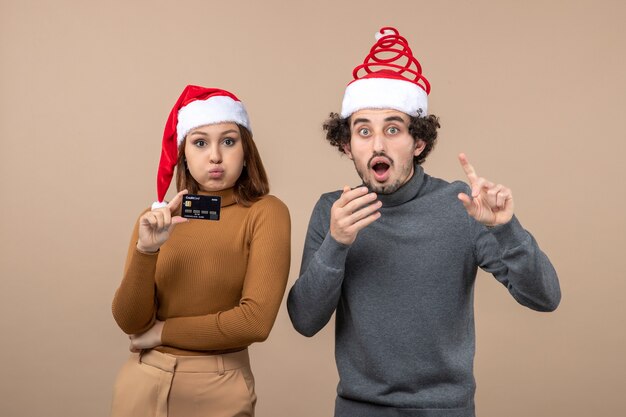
223;138;235;146
194;140;206;147
388;127;399;134
359;128;370;136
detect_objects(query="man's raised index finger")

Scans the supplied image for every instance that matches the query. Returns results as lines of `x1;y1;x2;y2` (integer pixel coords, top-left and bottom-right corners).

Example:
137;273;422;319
458;153;478;181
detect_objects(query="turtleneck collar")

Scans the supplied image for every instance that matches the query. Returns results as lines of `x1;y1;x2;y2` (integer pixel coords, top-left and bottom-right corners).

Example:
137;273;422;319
375;164;425;208
198;187;237;207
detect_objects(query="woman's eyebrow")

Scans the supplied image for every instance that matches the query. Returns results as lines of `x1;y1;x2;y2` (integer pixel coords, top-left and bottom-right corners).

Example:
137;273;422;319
220;129;239;136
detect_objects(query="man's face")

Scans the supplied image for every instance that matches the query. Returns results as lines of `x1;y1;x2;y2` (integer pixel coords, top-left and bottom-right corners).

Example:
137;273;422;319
343;109;425;194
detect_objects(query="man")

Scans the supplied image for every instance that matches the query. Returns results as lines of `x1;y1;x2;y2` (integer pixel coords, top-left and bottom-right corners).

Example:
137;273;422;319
287;27;560;417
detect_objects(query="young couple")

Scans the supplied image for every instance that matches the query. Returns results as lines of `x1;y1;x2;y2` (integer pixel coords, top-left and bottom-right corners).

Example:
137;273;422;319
111;27;560;417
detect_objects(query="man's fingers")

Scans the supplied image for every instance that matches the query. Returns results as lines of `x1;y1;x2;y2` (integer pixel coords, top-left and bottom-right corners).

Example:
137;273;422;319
336;185;354;207
458;153;478;182
472;177;494;198
486;184;503;208
167;189;189;212
457;193;476;215
336;186;369;208
342;192;378;214
330;186;381;245
350;210;382;233
347;200;382;224
496;187;512;209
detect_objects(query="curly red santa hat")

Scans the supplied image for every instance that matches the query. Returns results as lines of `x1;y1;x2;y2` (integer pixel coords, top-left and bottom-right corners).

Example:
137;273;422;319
341;27;430;118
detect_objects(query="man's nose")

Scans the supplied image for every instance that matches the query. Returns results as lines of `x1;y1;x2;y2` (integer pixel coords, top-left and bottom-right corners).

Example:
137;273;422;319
372;132;386;152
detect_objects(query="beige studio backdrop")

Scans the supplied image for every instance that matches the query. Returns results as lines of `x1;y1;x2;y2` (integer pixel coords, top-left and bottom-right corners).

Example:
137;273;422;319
1;0;625;416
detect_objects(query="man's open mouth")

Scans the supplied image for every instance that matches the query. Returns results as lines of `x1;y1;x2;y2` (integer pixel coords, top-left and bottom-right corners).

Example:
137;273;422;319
369;157;392;182
373;162;389;175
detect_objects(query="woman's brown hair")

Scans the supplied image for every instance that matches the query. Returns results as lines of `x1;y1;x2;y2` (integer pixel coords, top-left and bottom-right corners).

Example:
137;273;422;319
175;125;269;206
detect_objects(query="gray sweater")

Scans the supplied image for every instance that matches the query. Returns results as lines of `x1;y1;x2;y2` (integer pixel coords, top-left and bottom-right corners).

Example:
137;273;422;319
287;165;560;417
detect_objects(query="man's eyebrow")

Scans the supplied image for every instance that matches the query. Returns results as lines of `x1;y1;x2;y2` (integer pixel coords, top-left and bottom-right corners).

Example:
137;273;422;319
352;118;370;126
384;116;407;124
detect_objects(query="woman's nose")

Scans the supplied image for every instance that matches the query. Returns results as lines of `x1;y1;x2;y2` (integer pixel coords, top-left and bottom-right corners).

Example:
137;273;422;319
209;145;222;163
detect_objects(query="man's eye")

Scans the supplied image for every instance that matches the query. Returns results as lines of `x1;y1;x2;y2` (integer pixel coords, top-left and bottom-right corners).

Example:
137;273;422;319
359;128;370;136
388;127;399;134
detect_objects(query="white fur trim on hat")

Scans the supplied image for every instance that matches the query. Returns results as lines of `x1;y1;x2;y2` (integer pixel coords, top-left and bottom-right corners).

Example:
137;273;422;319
176;95;250;145
341;77;428;118
151;201;168;210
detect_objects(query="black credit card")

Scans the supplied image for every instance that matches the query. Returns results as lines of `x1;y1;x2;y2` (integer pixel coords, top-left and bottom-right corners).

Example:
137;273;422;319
181;194;221;220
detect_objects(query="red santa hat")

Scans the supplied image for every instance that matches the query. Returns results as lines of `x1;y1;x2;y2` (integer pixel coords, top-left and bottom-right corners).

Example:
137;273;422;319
152;85;250;209
341;27;430;118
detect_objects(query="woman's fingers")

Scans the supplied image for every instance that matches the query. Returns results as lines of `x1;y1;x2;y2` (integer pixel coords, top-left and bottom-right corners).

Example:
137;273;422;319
167;189;189;212
155;210;165;231
161;207;171;229
171;216;189;225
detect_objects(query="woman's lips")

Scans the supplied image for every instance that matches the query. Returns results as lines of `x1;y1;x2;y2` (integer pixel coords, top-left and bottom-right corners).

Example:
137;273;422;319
208;169;224;179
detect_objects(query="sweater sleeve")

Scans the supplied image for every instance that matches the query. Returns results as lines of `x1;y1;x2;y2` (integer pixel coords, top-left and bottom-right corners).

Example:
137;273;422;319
287;194;350;337
111;211;159;334
160;196;291;351
472;214;561;312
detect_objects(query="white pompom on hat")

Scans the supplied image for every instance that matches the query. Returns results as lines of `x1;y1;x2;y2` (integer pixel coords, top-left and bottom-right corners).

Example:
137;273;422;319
341;27;430;119
152;85;250;209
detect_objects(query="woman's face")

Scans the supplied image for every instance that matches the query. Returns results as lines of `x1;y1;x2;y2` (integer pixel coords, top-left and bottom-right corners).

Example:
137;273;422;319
184;122;245;192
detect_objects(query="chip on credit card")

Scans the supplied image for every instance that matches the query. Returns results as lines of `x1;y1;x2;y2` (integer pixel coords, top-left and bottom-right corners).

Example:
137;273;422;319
181;194;221;220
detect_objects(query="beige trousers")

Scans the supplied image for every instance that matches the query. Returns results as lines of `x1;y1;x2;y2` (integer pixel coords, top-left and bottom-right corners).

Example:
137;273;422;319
111;349;256;417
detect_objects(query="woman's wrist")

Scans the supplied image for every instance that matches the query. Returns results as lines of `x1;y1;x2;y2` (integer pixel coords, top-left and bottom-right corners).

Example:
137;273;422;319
136;243;159;254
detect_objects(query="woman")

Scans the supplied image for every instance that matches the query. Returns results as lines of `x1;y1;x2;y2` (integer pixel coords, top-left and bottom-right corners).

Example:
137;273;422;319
111;85;291;417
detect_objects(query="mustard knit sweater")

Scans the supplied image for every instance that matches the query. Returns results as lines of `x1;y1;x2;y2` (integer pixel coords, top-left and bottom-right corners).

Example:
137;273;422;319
112;188;291;355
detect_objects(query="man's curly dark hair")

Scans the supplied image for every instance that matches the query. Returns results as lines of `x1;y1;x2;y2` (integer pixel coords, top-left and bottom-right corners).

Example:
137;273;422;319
322;112;441;165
